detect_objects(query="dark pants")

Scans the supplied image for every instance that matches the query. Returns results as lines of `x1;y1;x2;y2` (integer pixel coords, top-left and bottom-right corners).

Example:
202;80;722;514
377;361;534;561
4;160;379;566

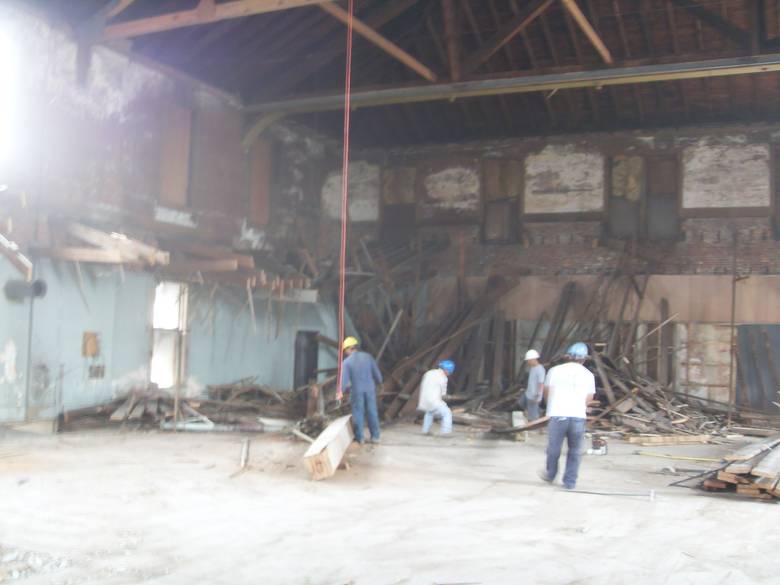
351;389;380;442
546;417;586;489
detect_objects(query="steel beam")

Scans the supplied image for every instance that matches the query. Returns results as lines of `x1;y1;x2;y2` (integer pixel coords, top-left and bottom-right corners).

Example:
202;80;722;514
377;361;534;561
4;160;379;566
245;53;780;114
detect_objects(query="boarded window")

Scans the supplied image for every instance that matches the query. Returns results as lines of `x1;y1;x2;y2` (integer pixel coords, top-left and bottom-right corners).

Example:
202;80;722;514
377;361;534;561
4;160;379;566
249;138;272;227
159;104;192;208
608;155;680;241
482;159;521;243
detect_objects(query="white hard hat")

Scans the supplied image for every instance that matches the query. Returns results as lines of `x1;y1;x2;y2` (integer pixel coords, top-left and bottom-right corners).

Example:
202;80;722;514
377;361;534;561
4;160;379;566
524;349;540;361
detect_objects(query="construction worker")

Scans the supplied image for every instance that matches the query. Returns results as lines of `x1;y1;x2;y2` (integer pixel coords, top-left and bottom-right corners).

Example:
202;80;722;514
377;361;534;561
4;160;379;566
418;360;455;436
340;336;382;444
523;349;545;421
538;342;595;490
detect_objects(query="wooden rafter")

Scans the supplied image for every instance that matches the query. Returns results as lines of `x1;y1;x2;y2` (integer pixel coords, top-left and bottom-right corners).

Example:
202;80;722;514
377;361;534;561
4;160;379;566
102;0;328;40
561;0;613;64
318;2;437;82
670;0;750;47
0;232;33;281
442;0;461;81
103;0;140;21
461;0;555;75
252;0;420;98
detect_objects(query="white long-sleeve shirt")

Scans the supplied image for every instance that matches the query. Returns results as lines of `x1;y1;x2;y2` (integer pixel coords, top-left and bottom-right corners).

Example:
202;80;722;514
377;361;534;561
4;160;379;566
417;368;448;411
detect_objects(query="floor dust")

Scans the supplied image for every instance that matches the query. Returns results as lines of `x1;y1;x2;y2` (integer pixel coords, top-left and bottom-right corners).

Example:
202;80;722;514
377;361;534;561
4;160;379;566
0;426;777;585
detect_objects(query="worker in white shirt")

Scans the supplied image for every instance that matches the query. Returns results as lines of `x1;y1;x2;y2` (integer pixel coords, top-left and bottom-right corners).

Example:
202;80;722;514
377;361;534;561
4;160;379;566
523;349;545;421
538;342;595;490
417;360;455;436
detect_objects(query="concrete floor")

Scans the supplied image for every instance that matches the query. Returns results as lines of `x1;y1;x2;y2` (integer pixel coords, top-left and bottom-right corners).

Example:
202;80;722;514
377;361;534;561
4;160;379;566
0;425;777;585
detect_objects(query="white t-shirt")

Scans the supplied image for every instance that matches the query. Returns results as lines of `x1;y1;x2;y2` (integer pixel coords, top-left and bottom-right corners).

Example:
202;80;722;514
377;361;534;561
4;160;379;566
418;368;448;411
544;361;595;419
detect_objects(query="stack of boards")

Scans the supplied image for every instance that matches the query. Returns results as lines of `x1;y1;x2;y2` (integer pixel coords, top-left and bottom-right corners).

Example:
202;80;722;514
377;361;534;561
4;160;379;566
701;435;780;500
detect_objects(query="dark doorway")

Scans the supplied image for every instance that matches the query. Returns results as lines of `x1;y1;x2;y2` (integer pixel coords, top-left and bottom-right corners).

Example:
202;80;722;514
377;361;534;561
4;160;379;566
294;331;319;389
736;325;780;414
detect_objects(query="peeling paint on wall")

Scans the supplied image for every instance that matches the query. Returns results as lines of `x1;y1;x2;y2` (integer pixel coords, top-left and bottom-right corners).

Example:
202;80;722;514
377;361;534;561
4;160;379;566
524;145;604;213
0;340;18;383
422;166;480;211
154;206;197;227
683;136;770;208
322;161;380;222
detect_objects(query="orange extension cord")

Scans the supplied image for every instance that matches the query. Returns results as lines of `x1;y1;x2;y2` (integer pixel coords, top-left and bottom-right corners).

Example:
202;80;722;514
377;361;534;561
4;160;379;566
335;0;355;401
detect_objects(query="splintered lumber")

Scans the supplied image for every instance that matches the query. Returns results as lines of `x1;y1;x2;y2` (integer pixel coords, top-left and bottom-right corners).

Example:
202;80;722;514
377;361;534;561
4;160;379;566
627;434;711;446
68;222;169;266
717;471;752;484
302;415;354;481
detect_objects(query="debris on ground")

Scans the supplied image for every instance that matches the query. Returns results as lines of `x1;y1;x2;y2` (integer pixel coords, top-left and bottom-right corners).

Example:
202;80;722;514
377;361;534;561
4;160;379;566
696;435;780;501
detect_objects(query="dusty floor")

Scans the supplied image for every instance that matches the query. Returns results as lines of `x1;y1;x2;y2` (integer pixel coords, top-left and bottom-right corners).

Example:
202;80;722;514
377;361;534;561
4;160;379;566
0;424;777;585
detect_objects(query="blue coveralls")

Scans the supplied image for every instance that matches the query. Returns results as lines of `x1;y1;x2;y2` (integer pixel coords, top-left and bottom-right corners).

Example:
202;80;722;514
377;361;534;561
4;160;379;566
341;351;383;442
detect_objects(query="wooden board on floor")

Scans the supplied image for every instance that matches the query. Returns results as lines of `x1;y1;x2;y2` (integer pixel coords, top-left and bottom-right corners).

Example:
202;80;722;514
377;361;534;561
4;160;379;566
751;443;780;479
627;434;711;445
110;395;137;421
491;416;550;434
717;471;752;484
303;415;354;481
724;436;780;461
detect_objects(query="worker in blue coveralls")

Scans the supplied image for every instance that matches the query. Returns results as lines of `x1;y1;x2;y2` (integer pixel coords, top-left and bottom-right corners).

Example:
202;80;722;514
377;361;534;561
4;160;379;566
339;336;382;444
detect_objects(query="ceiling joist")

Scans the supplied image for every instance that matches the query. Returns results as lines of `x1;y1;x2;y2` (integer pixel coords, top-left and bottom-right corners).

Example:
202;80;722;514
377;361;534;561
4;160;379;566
318;2;437;82
102;0;328;40
461;0;555;75
560;0;613;64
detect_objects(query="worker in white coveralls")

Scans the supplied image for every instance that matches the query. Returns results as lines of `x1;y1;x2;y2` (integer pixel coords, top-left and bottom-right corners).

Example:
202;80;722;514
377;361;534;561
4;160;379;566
417;360;455;436
538;342;595;490
523;349;545;421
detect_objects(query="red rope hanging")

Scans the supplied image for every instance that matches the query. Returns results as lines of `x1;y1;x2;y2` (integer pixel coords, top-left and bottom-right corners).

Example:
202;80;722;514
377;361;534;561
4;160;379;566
335;0;355;401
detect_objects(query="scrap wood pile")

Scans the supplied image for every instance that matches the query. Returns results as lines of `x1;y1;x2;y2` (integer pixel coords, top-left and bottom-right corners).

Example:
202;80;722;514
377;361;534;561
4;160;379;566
61;380;312;432
698;435;780;500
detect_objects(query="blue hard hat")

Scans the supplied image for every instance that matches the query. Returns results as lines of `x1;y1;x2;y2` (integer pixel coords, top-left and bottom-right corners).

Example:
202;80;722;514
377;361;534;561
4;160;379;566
566;342;589;359
438;360;456;374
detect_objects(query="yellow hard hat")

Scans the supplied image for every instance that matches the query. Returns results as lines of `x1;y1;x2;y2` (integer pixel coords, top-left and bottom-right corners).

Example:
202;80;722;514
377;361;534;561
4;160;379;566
342;336;359;350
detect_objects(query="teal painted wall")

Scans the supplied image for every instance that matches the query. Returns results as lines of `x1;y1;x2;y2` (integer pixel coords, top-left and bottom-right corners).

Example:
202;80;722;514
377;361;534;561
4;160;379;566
1;261;339;421
186;289;340;392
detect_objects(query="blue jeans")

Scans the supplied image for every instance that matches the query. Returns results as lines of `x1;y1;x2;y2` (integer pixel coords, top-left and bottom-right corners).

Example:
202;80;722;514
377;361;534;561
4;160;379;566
422;403;452;434
546;417;586;489
351;389;380;442
526;399;541;422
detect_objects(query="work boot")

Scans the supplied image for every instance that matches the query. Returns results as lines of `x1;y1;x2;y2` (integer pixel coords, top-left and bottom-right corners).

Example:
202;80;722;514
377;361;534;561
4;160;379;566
538;470;553;484
369;438;380;445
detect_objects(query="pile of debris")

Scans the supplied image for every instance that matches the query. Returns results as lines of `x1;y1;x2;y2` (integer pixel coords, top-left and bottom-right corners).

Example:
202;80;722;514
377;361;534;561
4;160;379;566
699;435;780;500
61;380;313;433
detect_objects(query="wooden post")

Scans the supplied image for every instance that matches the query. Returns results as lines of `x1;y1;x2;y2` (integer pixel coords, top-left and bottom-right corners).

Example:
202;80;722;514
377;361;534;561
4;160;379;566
491;313;506;397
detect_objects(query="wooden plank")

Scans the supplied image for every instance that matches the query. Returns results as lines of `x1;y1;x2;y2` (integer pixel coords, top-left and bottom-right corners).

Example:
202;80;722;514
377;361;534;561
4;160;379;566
724;435;780;461
751;444;780;479
127;400;146;420
560;0;613;63
0;232;33;281
442;0;460;80
160;104;192;209
717;470;753;484
103;0;328;39
627;434;711;445
34;247;125;264
318;2;437;82
703;478;728;489
68;222;169;265
592;352;617;404
110;394;137;421
166;259;239;272
491;415;550;434
461;0;554;74
303;415;354;481
161;240;254;269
